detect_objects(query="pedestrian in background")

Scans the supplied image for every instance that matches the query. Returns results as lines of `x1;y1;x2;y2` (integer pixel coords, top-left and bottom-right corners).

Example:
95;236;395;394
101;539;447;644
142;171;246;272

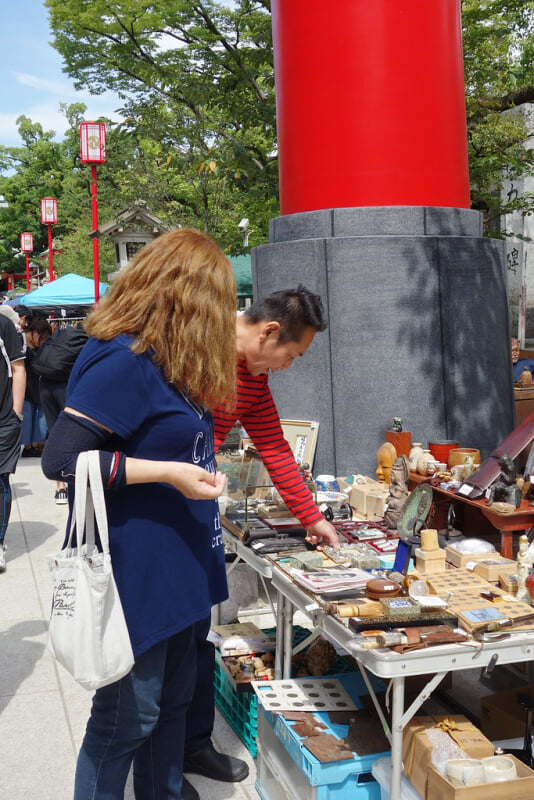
0;312;26;571
21;318;52;457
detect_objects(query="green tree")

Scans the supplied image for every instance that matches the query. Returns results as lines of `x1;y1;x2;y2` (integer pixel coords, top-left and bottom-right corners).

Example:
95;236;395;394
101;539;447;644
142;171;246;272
45;0;277;247
462;0;534;231
0;116;66;276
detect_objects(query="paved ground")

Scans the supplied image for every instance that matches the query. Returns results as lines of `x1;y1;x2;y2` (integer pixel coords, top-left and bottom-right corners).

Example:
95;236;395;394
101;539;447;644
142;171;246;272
0;457;257;800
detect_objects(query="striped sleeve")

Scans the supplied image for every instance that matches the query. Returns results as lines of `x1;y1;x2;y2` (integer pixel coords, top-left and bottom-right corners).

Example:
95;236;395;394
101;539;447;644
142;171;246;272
213;365;323;527
235;374;322;528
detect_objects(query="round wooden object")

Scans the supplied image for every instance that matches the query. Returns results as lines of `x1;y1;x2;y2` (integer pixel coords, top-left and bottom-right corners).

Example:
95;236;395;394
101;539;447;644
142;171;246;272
366;578;402;600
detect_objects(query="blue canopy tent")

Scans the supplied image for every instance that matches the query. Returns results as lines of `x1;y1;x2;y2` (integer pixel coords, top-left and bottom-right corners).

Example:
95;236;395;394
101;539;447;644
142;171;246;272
19;273;109;317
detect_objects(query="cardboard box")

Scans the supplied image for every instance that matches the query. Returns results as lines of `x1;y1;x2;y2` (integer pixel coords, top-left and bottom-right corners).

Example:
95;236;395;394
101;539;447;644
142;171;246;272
402;715;494;799
426;756;534;800
480;683;534;740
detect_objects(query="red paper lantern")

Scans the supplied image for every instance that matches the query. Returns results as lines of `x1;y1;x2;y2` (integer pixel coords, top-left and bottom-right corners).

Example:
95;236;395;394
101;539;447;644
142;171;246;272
80;122;107;164
20;232;33;252
40;198;58;224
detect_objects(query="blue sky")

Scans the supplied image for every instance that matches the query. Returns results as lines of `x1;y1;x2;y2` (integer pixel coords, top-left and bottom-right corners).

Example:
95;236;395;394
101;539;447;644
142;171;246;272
1;1;123;148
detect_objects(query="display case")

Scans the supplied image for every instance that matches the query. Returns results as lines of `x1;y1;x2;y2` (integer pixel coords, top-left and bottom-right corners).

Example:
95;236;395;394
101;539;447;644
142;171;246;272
221;450;315;541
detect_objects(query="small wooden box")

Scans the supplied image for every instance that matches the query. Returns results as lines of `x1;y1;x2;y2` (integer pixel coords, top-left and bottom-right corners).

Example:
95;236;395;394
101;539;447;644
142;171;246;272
472;557;517;583
348;480;389;521
426;756;534;800
499;570;518;593
415;547;447;574
445;545;492;569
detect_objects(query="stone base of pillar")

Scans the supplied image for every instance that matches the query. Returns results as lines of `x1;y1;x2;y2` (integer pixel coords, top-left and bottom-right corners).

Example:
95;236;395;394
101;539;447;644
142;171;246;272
252;207;514;478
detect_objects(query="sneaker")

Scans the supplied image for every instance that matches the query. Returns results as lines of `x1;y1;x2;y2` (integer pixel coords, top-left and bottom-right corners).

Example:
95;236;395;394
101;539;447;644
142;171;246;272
55;488;68;505
0;545;5;572
22;447;41;458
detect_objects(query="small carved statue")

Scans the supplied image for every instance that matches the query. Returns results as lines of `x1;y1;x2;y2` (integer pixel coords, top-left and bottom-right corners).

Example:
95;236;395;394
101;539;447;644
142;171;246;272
392;416;403;432
384;456;410;529
517;535;532;602
487;454;522;509
519;366;534;386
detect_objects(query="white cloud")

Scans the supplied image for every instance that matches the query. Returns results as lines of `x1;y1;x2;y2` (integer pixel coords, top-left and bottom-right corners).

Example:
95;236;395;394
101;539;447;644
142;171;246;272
0;98;124;147
14;72;73;97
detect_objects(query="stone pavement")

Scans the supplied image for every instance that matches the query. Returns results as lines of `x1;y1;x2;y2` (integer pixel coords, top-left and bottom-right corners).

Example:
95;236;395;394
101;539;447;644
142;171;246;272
0;457;258;800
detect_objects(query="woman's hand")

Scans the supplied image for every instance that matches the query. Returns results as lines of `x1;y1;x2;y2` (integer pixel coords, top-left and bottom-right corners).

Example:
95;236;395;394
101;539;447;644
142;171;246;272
166;463;226;500
124;458;226;500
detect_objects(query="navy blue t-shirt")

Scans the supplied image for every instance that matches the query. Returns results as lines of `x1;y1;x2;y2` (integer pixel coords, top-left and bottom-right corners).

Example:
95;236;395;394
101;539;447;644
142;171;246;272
67;335;228;657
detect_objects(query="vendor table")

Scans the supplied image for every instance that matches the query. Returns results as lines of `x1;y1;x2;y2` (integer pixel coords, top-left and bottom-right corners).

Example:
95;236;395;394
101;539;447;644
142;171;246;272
268;560;534;800
217;526;275;626
410;471;534;558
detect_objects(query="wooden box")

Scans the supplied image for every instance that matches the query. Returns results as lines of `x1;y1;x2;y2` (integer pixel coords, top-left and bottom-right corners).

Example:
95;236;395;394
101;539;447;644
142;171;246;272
499;570;518;593
426;756;534;800
472;557;517;583
445;545;494;569
415;547;447;574
348;479;389;521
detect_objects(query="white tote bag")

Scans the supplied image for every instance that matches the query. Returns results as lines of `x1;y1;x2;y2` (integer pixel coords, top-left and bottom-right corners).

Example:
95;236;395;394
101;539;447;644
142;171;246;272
47;450;134;690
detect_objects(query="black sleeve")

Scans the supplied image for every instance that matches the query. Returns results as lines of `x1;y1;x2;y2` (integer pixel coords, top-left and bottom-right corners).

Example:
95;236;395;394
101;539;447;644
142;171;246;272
42;410;127;490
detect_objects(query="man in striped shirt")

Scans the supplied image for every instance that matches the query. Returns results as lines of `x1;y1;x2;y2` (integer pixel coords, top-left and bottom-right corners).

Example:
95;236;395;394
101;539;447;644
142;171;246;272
183;286;338;798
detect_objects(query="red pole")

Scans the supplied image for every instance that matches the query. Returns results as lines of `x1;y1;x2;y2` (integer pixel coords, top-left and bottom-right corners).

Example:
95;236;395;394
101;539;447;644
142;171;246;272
47;223;54;281
25;253;30;291
271;0;471;214
91;164;100;303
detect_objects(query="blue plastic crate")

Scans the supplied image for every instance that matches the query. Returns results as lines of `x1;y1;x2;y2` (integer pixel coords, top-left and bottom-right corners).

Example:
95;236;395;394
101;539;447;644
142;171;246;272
256;691;384;800
258;672;388;786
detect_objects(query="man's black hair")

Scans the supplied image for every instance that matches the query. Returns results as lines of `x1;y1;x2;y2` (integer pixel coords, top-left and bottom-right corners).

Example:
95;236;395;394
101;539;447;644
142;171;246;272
244;284;327;343
26;317;52;339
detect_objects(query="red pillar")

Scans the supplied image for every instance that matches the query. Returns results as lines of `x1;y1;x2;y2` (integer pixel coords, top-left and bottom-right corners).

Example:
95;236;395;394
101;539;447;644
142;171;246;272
271;0;470;215
25;254;30;291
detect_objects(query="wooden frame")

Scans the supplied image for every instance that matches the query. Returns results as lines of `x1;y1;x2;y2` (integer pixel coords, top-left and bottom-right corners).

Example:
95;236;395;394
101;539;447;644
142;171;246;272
241;419;319;468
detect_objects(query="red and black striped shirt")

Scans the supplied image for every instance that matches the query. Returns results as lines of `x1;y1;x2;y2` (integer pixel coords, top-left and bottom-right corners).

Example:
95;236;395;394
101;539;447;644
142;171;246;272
213;360;323;527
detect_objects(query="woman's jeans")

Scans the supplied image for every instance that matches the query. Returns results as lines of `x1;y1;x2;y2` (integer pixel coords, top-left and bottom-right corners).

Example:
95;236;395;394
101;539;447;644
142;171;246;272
74;625;196;800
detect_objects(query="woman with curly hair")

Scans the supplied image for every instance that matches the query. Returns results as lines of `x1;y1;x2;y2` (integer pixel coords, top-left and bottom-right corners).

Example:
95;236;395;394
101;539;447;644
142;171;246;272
42;228;236;799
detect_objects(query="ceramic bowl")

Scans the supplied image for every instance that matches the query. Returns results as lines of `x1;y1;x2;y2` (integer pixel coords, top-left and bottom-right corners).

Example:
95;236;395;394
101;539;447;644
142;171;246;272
447;448;481;469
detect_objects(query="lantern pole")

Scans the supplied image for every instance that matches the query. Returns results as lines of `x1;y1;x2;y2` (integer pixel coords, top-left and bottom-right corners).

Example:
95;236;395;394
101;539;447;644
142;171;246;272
80;121;106;305
47;222;54;282
40;198;57;282
20;233;33;291
91;164;100;302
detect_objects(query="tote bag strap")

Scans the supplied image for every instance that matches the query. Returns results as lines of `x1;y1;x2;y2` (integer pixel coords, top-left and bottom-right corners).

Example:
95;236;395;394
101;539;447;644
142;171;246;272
64;451;110;556
87;450;111;556
64;451;91;555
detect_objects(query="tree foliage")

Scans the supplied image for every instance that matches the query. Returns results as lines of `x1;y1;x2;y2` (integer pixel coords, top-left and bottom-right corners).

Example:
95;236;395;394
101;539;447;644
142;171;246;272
462;0;534;229
3;0;534;286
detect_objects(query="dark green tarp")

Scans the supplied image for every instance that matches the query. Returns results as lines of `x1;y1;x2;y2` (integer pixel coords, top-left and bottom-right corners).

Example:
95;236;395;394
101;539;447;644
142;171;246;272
228;255;252;298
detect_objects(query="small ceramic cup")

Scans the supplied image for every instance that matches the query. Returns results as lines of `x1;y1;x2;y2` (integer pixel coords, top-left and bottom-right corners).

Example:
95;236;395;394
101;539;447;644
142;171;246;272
451;465;464;481
446;758;485;787
482;755;517;783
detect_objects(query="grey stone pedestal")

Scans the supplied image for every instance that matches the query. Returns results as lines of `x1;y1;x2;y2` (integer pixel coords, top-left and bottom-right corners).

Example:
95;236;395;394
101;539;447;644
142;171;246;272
252;207;514;478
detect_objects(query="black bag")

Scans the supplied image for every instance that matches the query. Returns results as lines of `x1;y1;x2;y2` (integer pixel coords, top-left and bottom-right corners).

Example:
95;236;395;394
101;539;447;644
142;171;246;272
32;327;88;382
